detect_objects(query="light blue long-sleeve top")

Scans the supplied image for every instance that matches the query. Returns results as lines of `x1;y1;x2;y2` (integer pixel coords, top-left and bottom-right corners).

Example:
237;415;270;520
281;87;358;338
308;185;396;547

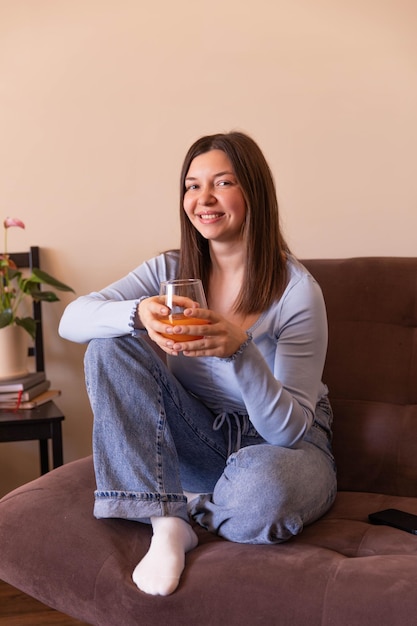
59;251;328;448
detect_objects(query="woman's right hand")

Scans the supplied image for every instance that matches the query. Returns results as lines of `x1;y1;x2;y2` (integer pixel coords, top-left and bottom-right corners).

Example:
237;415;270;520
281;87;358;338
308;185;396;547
137;296;199;356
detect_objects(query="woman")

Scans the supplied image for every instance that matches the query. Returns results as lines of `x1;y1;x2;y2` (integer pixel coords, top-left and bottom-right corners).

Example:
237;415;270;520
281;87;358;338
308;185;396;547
59;131;337;596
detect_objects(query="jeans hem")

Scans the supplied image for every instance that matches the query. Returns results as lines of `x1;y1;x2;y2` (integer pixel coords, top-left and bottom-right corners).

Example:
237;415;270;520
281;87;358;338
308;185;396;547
93;491;189;522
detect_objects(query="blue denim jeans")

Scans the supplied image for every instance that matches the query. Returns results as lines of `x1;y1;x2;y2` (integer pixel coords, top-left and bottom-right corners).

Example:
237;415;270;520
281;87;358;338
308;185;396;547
84;335;337;544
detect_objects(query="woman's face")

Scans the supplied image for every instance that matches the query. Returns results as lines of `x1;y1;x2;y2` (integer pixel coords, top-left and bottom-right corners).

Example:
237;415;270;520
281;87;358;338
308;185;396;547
183;150;247;245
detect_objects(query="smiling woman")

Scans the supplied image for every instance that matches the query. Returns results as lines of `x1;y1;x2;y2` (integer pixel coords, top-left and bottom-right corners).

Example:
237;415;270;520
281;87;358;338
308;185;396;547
58;130;336;597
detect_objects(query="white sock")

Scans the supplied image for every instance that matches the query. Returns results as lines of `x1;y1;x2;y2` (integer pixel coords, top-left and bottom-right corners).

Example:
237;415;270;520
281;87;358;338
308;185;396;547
132;516;198;596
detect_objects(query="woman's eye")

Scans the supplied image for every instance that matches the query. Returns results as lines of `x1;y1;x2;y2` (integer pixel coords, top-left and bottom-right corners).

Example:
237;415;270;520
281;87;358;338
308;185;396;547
186;184;198;191
217;180;231;187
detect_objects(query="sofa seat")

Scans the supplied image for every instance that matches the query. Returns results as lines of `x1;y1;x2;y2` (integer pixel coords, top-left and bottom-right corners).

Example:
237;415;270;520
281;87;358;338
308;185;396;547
1;455;417;626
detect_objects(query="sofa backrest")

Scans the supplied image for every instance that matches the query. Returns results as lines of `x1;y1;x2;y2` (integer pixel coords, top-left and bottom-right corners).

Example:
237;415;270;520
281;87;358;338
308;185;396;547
303;257;417;497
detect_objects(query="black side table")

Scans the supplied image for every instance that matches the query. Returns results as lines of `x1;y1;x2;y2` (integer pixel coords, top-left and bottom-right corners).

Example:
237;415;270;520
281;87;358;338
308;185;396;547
0;401;65;475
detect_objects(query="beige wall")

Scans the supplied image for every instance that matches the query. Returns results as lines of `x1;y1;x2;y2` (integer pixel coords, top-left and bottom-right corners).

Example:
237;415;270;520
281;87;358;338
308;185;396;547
1;0;416;495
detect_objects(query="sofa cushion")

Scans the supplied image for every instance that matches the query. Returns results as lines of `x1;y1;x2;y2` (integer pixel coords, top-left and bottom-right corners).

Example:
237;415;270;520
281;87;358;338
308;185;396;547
1;456;417;626
303;258;417;496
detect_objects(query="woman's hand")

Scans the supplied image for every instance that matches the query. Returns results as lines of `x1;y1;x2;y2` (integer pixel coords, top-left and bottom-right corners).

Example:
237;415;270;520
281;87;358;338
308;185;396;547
137;296;202;356
136;296;174;352
137;298;247;358
178;309;248;358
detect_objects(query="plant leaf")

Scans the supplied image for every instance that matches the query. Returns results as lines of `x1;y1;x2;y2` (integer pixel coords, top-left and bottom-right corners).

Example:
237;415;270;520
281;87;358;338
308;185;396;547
16;316;37;339
0;310;13;328
31;268;74;292
30;289;60;302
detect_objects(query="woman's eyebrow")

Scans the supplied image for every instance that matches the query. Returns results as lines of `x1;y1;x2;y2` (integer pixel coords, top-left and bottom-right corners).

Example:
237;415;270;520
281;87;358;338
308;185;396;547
214;170;235;178
185;170;235;181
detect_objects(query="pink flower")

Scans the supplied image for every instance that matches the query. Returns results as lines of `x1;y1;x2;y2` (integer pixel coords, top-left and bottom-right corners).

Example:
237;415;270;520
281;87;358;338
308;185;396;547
4;217;25;229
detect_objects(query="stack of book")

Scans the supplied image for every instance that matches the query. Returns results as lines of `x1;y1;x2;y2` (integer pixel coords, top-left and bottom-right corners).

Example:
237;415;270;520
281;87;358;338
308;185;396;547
0;372;61;410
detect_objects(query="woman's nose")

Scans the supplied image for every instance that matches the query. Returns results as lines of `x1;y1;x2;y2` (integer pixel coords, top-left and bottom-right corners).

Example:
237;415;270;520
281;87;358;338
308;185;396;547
197;186;215;205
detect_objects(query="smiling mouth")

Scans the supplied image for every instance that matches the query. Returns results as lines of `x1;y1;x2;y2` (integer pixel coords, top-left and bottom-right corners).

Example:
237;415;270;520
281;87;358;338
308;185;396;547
197;212;224;221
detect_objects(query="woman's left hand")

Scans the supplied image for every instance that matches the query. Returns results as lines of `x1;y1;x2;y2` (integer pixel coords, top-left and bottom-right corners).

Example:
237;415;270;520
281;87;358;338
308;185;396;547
162;307;248;358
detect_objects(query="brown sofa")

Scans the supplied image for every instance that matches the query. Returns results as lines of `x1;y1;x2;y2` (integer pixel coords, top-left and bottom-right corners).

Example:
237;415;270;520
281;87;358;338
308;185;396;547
1;257;417;626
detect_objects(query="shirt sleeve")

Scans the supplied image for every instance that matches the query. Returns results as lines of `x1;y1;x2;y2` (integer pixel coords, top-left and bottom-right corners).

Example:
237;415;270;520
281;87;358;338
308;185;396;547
224;271;328;447
58;251;179;343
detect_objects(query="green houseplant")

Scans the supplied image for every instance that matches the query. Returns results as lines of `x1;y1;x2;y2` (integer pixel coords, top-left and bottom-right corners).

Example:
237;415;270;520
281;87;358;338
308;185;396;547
1;217;74;340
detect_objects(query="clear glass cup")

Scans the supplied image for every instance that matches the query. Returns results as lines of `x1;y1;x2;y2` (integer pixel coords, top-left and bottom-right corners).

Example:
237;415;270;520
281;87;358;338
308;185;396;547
159;278;207;341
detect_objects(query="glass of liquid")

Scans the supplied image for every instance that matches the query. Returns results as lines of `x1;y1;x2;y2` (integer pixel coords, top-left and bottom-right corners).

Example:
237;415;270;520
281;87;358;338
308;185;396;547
159;278;208;341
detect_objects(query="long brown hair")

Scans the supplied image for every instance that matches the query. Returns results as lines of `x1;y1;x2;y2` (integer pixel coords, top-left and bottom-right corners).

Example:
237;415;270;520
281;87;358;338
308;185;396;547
178;131;290;315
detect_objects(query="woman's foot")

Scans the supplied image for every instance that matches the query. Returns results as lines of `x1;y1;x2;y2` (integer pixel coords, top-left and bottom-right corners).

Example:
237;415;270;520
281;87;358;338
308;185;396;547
132;516;198;596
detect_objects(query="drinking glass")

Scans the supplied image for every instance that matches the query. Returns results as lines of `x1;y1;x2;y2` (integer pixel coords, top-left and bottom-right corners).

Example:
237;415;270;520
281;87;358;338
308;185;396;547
159;278;208;341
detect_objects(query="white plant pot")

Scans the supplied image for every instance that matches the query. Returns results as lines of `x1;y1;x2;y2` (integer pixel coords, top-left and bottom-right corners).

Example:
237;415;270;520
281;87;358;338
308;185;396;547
0;324;29;380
